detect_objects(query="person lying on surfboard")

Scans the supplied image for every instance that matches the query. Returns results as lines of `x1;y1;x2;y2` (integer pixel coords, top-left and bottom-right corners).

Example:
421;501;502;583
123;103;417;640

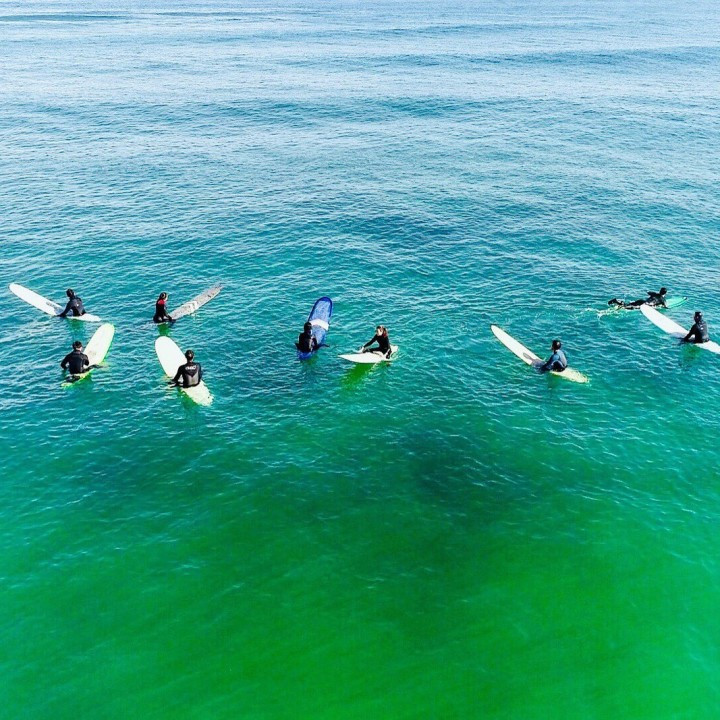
172;349;203;388
682;312;709;344
296;322;318;354
539;340;567;373
58;289;87;318
60;340;90;375
153;292;174;324
361;326;392;358
607;287;668;309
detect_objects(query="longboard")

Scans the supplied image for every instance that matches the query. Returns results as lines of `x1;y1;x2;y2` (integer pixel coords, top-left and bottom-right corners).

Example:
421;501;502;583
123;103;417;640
490;325;589;383
62;323;115;385
155;336;213;405
640;304;720;354
339;344;398;364
599;295;688;317
297;296;332;359
10;283;101;322
166;285;222;321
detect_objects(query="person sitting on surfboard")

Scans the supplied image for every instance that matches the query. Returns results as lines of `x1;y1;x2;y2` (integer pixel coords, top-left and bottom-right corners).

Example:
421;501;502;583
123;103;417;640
173;349;203;388
607;287;668;309
539;339;567;373
296;322;318;354
58;289;86;318
153;292;174;324
682;312;709;344
60;340;90;375
361;326;392;358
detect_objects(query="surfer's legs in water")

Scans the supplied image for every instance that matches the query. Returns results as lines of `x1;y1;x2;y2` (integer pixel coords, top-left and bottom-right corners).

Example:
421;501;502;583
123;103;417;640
608;298;643;309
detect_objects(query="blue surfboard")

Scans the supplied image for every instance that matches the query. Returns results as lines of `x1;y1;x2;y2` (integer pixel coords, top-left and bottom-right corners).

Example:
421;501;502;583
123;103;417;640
297;296;332;359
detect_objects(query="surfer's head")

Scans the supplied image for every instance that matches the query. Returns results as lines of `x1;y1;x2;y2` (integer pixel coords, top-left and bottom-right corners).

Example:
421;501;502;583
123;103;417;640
376;325;387;336
694;311;703;322
185;349;195;361
552;339;562;351
304;322;312;333
159;292;168;300
72;341;83;350
659;287;667;295
66;289;75;298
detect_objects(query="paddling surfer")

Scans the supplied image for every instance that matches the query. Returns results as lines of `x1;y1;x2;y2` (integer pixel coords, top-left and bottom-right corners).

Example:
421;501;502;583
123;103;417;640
607;287;668;309
296;322;318;354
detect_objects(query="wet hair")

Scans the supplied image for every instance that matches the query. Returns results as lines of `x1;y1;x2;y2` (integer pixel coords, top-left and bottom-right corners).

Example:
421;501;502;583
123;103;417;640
66;289;75;298
159;292;168;300
304;322;312;332
376;325;387;335
185;349;195;361
659;287;667;295
552;339;562;351
72;340;82;350
694;311;703;321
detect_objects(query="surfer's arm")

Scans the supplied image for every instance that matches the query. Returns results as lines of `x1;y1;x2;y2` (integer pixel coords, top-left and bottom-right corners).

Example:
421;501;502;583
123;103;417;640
362;335;379;350
60;353;70;369
172;366;183;385
58;301;72;318
82;354;90;368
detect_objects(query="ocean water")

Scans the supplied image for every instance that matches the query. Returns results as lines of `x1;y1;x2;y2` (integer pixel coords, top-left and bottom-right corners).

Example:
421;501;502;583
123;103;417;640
2;0;720;717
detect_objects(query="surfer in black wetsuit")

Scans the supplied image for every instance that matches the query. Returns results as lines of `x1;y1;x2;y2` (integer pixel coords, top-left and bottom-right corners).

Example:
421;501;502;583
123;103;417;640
173;349;203;387
682;311;709;344
607;287;668;309
154;292;174;324
58;289;86;317
362;326;392;358
539;339;567;373
60;340;90;375
296;322;318;354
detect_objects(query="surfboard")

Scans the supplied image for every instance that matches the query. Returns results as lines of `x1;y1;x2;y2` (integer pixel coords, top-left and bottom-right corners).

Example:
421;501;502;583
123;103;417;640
297;296;333;359
490;325;589;383
10;283;101;322
339;344;398;364
167;285;223;321
154;336;213;405
62;323;115;385
598;296;688;317
640;305;720;354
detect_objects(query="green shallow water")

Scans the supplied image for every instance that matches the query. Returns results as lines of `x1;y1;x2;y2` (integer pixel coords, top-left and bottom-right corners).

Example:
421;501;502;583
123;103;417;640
2;0;720;717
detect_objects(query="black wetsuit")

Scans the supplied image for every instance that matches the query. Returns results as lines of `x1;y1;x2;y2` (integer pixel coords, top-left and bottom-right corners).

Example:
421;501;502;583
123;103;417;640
684;320;709;344
173;361;203;388
296;331;317;353
61;349;90;374
154;298;173;324
540;349;567;372
59;297;86;317
609;291;667;309
363;333;391;357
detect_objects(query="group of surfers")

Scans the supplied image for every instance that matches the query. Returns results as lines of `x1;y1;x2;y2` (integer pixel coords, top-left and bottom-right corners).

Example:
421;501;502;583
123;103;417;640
59;289;393;386
539;287;710;374
59;286;711;382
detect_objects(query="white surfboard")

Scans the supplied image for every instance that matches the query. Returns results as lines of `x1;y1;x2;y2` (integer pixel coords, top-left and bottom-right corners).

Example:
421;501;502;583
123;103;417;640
10;283;101;322
62;323;115;385
640;305;720;354
154;336;212;405
339;345;398;364
168;285;222;321
490;325;589;383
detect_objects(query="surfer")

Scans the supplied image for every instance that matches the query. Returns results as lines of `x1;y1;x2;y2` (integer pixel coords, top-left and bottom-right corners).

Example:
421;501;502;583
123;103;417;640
58;289;86;318
172;349;203;388
154;292;174;324
296;322;318;354
539;339;567;373
60;340;90;375
682;312;709;345
607;287;668;309
361;326;392;358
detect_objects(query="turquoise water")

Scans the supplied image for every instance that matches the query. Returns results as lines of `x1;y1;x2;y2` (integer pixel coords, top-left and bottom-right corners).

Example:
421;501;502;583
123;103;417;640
3;1;720;716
